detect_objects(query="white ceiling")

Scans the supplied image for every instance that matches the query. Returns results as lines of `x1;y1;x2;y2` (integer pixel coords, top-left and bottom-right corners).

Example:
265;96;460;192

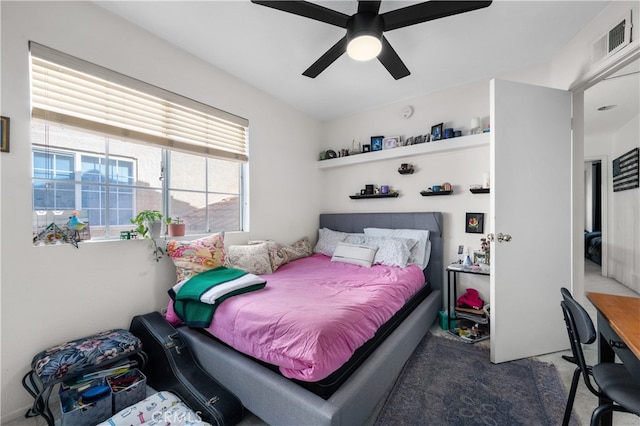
94;0;637;133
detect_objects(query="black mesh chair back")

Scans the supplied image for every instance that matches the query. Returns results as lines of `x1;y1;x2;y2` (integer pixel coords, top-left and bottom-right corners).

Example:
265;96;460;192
560;287;640;426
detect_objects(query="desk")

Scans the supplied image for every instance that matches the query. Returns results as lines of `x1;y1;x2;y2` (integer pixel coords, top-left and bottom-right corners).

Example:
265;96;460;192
586;292;640;425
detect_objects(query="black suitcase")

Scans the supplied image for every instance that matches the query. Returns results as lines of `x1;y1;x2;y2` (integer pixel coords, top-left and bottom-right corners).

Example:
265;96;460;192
129;311;244;426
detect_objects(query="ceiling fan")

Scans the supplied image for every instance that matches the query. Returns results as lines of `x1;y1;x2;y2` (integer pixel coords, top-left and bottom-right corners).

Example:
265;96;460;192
251;0;492;80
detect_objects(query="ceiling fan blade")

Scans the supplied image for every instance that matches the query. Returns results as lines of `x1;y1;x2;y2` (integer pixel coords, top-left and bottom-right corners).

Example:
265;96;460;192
251;1;350;28
381;1;492;31
302;36;348;78
357;1;381;15
377;36;410;80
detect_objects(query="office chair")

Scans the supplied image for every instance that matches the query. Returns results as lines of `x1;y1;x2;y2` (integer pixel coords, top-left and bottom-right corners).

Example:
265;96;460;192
560;287;640;426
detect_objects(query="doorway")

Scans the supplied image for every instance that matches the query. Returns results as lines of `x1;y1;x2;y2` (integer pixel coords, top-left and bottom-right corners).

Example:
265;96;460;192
580;58;639;289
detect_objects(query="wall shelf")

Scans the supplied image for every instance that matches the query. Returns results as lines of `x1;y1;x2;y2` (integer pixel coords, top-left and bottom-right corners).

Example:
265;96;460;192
318;133;489;169
470;188;490;194
420;190;453;196
349;193;399;200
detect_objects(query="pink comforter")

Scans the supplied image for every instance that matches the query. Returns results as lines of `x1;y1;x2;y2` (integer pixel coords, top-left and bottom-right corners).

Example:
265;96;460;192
167;254;425;382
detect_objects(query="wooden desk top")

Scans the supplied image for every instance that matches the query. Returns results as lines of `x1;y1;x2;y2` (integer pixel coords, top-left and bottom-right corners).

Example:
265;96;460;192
586;292;640;359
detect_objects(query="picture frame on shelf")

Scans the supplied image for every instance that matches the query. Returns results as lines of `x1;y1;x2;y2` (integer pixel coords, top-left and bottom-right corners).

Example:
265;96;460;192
405;136;413;146
465;212;484;234
383;136;400;149
1;116;10;153
371;136;383;151
431;123;443;141
362;144;371;153
413;135;423;145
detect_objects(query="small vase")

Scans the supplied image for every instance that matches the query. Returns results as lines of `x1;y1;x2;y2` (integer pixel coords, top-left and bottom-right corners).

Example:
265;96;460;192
148;220;162;239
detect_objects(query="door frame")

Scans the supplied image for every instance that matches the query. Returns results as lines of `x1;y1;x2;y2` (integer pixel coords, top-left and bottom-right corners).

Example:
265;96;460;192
569;46;639;300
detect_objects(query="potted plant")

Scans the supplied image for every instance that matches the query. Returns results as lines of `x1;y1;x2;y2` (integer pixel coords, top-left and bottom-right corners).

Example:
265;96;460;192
130;210;164;261
166;217;186;237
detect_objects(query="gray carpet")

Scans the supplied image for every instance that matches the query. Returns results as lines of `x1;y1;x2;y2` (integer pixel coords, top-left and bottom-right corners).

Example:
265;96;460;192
375;333;576;426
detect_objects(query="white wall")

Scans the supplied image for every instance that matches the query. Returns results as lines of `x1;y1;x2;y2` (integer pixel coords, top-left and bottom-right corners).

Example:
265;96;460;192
0;2;322;421
609;114;640;292
320;81;493;301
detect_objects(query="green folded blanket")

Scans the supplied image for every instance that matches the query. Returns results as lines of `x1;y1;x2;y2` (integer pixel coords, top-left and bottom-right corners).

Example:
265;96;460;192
170;266;266;327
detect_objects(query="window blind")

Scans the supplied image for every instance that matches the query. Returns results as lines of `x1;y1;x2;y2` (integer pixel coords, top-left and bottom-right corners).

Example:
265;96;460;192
30;42;248;162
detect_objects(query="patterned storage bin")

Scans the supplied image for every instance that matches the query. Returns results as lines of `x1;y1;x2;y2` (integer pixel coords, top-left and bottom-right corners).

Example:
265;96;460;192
59;378;113;426
23;329;146;426
108;368;147;413
31;329;143;387
97;391;212;426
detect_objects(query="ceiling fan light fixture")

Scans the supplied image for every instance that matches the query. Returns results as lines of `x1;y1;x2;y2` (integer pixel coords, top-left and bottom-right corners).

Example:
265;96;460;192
347;35;382;61
346;13;383;61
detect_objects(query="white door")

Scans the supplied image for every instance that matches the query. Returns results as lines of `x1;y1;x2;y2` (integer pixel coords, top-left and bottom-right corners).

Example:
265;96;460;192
490;79;572;363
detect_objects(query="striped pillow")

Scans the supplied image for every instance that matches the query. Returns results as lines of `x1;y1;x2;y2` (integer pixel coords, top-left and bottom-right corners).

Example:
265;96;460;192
331;242;378;267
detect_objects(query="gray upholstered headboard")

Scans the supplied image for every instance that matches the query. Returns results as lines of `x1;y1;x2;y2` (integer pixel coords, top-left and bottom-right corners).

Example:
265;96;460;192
318;212;444;291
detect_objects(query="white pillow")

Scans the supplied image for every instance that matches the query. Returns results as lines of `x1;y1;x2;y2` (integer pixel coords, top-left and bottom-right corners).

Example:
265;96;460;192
344;235;415;268
331;242;377;267
363;228;431;269
314;228;361;257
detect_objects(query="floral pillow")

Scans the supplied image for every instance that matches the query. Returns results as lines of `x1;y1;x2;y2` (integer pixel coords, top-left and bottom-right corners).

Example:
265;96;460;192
344;235;416;268
167;233;226;282
249;237;313;271
313;228;354;257
225;242;273;275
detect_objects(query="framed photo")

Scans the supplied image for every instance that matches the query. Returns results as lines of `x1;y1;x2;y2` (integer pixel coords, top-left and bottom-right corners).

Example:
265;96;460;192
465;212;484;234
424;133;431;142
362;144;371;153
413;135;423;145
431;123;443;141
474;250;487;265
383;136;399;149
405;136;413;146
371;136;384;151
1;116;9;153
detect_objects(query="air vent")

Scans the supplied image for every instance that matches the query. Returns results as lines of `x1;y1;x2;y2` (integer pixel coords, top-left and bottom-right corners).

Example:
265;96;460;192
591;10;633;64
609;20;626;52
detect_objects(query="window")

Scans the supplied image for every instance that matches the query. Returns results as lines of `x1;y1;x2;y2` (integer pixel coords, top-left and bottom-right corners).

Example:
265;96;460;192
30;42;248;241
32;122;243;239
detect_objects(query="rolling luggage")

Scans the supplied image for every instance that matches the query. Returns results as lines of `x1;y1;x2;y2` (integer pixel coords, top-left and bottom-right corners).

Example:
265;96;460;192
129;312;244;426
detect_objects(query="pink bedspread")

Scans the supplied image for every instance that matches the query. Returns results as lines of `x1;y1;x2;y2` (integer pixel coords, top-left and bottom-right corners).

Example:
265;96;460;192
167;254;425;382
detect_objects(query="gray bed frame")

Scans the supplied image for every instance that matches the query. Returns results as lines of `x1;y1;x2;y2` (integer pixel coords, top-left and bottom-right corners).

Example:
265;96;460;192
178;212;443;425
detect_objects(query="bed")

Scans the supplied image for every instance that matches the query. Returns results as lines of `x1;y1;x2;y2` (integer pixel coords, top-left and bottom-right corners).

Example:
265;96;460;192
585;230;602;265
175;212;444;425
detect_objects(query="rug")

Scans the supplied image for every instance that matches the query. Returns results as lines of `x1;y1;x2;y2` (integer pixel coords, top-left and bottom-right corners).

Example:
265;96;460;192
375;333;575;426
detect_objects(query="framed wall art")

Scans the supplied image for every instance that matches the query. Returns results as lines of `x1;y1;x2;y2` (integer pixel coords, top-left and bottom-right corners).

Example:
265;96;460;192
612;147;639;192
1;116;10;153
465;212;484;234
371;136;384;151
431;123;443;141
383;136;400;149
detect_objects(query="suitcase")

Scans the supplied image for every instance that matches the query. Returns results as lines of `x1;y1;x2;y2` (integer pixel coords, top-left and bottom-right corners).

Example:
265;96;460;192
129;312;244;426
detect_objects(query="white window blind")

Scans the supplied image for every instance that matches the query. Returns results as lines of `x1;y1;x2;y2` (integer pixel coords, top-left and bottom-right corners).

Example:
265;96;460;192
30;42;249;162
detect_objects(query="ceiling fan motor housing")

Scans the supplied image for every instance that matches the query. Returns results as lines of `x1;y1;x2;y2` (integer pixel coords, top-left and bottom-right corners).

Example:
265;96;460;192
347;13;384;44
